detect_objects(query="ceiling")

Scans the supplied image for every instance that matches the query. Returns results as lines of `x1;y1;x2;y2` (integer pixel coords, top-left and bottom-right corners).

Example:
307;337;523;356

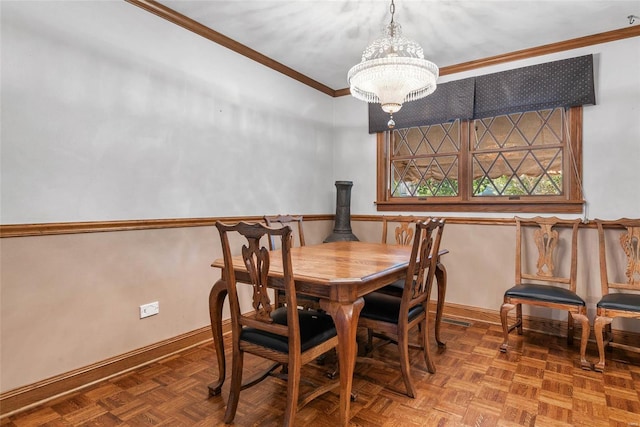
153;1;639;92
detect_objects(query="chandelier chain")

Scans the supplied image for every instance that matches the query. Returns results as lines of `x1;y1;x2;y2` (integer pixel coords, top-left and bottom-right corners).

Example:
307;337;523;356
390;0;395;23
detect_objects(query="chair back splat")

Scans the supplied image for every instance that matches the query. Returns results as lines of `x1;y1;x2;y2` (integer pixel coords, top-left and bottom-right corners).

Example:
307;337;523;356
215;221;338;426
358;218;445;398
500;216;590;370
593;218;640;372
264;214;320;311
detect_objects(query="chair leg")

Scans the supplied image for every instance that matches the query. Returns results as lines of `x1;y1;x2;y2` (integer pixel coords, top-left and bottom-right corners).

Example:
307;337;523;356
366;328;374;354
605;323;613;346
515;304;523;334
224;349;245;423
500;302;516;352
566;311;575;346
420;318;435;374
570;312;591;370
435;261;447;348
283;359;301;427
594;315;613;372
397;326;416;398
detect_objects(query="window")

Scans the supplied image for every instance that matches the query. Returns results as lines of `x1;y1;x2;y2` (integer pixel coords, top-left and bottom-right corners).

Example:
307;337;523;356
376;106;584;213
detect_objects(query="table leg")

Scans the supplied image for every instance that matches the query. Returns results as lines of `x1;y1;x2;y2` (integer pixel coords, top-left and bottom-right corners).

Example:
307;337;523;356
208;279;228;396
435;260;447;348
320;297;364;427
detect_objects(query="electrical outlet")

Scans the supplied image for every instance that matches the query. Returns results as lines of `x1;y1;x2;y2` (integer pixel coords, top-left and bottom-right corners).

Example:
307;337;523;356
139;301;159;319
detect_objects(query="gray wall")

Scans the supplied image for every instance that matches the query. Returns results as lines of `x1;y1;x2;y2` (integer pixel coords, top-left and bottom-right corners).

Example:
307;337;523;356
1;1;336;224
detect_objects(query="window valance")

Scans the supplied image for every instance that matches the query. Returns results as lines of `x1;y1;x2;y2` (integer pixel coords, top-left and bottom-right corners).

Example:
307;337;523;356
368;54;596;133
474;55;596;119
368;78;475;133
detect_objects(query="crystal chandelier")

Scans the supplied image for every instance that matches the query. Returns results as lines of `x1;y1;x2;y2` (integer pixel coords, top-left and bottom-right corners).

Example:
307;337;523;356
347;0;439;128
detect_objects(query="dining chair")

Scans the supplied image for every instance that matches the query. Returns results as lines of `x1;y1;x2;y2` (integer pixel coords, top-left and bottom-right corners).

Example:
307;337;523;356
264;214;306;250
375;215;448;348
377;215;426;296
215;221;339;426
593;218;640;372
264;214;319;311
499;216;590;370
357;218;445;398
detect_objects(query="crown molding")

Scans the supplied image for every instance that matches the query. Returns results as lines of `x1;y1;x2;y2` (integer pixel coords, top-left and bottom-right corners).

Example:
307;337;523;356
126;0;640;98
437;25;640;77
125;0;336;97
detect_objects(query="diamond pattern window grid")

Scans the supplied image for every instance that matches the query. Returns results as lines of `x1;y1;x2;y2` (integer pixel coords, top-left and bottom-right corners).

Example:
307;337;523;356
472;109;565;197
391;121;460;197
389;108;566;199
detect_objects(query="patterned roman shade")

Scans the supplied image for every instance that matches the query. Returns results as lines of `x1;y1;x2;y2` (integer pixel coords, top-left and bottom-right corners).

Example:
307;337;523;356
368;55;596;133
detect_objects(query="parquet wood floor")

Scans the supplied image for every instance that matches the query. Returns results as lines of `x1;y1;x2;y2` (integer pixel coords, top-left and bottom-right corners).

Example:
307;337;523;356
3;320;640;426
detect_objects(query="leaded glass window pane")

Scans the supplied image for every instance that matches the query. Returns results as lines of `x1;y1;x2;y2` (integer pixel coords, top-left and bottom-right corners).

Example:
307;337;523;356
390;121;460;197
472;108;565;197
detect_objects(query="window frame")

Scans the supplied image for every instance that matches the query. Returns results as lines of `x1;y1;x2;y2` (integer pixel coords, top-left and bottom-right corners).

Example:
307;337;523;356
376;106;584;213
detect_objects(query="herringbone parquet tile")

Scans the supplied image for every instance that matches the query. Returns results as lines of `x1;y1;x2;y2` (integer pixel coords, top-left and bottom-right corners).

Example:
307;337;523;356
3;320;640;426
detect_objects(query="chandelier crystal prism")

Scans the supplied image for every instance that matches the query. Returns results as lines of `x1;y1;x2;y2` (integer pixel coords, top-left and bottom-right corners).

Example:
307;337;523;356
347;0;439;128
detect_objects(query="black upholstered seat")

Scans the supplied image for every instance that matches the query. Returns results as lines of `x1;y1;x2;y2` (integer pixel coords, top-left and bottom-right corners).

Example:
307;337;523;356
504;284;586;306
361;291;425;323
372;278;405;297
241;308;337;353
596;293;640;312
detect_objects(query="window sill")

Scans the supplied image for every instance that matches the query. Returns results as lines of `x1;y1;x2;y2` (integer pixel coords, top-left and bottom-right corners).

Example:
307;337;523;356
375;200;585;213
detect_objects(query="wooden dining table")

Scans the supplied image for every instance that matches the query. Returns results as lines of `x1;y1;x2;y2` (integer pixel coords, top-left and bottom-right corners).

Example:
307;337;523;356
208;241;448;426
